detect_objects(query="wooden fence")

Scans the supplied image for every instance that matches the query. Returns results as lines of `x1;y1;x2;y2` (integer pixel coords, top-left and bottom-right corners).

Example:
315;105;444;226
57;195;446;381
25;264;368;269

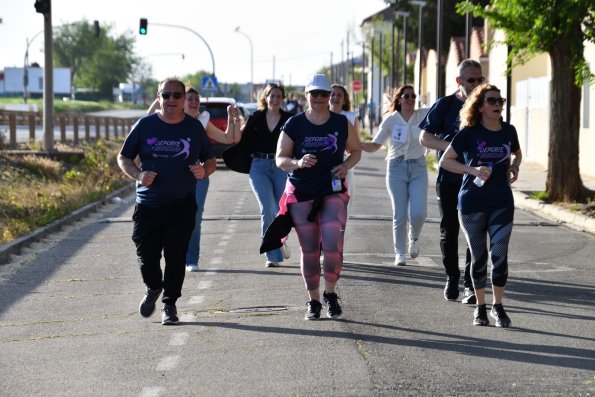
0;110;140;148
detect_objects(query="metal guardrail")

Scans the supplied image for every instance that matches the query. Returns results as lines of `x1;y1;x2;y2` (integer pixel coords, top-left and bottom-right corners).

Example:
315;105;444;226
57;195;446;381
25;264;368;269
0;110;140;147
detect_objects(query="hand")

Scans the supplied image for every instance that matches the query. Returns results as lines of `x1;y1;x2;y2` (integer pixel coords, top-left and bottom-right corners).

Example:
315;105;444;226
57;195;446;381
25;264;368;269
189;164;206;179
137;170;157;186
298;154;317;169
509;164;519;184
475;165;492;181
331;163;349;179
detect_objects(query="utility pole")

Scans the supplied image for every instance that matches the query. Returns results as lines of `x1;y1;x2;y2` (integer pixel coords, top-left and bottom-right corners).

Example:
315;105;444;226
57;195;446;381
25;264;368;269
35;0;54;152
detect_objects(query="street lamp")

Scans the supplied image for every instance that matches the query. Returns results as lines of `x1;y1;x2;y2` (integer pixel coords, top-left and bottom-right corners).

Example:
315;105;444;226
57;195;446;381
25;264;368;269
410;0;426;106
234;26;254;101
395;11;410;86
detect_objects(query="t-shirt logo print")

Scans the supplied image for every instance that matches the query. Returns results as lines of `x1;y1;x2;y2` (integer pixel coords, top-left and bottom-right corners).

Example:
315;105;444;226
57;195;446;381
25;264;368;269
476;139;512;166
147;137;192;160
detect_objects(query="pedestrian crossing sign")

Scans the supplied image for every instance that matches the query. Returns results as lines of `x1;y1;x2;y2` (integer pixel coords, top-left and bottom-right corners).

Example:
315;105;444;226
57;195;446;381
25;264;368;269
202;76;218;93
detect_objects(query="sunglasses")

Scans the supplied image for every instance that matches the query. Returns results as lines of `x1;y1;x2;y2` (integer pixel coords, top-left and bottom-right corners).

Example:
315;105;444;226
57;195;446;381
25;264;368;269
484;97;507;105
161;92;184;100
402;93;417;100
463;76;486;84
309;90;331;98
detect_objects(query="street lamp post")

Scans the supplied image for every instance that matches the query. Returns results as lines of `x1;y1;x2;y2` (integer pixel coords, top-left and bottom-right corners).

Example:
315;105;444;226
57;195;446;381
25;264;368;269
395;11;410;86
410;0;426;106
23;30;45;104
234;27;254;101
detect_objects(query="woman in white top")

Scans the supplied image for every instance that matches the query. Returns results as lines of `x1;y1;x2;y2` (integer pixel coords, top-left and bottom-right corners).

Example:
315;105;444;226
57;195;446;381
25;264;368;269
362;85;429;266
329;84;360;216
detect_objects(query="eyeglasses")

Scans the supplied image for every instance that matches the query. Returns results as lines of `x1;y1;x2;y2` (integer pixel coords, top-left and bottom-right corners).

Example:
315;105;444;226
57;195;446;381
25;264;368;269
160;92;184;100
463;76;486;84
484;97;507;105
309;90;331;98
402;93;417;100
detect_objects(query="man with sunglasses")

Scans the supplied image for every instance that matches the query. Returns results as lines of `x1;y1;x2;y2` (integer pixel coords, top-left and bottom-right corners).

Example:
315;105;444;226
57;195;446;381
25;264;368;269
118;77;215;325
419;59;484;304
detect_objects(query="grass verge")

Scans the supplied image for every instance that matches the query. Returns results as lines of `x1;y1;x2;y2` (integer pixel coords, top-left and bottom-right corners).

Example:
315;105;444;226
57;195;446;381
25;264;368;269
0;139;129;245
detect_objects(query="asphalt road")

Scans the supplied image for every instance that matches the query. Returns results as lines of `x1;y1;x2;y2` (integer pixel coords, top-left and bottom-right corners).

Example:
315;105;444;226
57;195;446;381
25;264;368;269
0;150;594;396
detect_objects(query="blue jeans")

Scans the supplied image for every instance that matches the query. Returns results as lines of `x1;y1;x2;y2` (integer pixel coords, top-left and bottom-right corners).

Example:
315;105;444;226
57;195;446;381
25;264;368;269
186;177;209;265
249;158;287;262
386;156;428;256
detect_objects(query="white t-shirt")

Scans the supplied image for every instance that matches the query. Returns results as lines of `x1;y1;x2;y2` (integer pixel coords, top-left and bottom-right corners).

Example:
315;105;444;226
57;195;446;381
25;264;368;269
198;111;210;129
372;108;429;160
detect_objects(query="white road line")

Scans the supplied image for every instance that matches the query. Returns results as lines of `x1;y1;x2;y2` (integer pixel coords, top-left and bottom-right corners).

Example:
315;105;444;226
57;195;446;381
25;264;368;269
204;268;219;276
413;256;438;268
179;313;197;322
210;257;222;264
156;355;180;371
218;241;229;247
222;235;231;240
198;280;212;289
139;386;163;397
213;249;225;255
188;295;204;305
169;332;189;346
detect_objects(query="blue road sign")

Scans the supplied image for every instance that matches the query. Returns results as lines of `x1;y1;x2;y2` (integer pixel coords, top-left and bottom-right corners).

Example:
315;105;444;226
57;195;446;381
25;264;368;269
202;76;218;93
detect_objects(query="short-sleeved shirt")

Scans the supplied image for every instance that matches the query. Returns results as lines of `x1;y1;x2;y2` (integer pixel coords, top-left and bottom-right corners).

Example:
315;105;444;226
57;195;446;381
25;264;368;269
450;122;520;213
373;108;429;160
120;113;214;207
418;93;464;183
282;112;348;201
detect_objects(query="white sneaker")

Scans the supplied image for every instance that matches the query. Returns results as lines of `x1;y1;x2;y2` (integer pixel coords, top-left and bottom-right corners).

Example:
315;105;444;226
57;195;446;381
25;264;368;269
186;264;199;272
395;254;406;266
266;261;280;268
408;238;419;258
281;242;291;259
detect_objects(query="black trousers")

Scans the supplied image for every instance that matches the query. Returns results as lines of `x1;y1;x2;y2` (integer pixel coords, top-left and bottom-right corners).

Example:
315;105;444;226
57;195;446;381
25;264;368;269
436;182;472;288
131;195;197;305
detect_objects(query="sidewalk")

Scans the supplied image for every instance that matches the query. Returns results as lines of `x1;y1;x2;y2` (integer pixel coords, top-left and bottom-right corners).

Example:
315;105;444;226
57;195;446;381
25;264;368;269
510;160;595;235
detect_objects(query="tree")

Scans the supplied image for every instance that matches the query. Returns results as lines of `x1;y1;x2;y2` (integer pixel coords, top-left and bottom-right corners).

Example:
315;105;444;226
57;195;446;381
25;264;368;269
53;20;137;100
458;0;594;202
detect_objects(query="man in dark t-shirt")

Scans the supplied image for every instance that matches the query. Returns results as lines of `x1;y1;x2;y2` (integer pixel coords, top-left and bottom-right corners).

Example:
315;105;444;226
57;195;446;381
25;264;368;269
419;59;485;304
118;77;215;325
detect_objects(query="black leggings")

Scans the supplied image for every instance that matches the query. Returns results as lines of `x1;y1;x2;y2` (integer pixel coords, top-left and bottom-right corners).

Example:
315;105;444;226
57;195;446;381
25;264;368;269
459;207;514;289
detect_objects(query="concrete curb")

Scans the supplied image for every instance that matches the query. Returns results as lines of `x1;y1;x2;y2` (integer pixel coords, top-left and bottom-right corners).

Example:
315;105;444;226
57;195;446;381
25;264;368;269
0;183;135;265
513;190;595;235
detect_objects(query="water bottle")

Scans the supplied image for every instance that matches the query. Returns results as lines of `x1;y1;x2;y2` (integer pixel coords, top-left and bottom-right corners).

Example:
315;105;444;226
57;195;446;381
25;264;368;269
474;163;492;187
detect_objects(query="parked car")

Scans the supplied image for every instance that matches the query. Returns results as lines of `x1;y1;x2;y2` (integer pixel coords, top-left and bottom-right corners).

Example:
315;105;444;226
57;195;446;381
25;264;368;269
238;102;258;116
200;97;245;158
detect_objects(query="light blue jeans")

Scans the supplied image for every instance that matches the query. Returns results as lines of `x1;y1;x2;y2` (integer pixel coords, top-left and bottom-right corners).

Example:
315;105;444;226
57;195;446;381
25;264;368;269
186;177;209;265
249;157;288;262
386;156;428;256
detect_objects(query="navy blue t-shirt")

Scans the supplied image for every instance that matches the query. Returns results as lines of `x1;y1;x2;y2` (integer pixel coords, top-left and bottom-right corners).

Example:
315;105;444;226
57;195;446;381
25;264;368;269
450;122;520;213
120;113;214;207
282;112;348;200
418;93;464;183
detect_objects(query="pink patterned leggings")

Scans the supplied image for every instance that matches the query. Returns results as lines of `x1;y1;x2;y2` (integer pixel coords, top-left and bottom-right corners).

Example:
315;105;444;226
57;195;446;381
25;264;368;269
288;193;348;291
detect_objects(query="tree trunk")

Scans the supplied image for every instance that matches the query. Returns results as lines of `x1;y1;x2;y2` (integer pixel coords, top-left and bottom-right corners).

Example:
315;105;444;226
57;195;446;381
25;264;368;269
546;36;584;202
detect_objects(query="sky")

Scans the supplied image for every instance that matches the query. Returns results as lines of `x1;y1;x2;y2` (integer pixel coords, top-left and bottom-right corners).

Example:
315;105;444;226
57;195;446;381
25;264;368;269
0;0;388;88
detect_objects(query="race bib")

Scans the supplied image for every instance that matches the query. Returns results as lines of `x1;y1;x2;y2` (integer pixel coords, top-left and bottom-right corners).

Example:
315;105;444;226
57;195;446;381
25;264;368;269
391;124;408;144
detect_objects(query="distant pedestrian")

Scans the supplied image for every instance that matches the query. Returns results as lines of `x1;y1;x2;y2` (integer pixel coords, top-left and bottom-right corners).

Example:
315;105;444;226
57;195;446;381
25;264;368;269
284;93;303;115
276;74;361;320
439;83;522;327
147;86;240;273
419;58;484;304
118;77;216;325
232;83;293;268
362;85;429;266
329;83;360;216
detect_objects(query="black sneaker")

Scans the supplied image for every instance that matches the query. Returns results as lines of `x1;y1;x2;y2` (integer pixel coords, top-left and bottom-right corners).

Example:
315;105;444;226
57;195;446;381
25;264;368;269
323;291;342;318
490;304;512;327
161;304;179;325
461;288;477;305
443;277;459;301
139;288;162;318
304;299;322;320
473;304;490;326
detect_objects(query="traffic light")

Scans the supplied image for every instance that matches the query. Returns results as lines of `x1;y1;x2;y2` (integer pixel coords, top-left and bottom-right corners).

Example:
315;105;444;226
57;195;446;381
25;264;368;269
139;18;148;35
34;0;50;15
93;20;100;37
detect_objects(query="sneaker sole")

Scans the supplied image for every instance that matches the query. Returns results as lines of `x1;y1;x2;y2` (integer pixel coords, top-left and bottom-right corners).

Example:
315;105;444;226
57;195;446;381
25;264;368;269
462;295;477;305
162;320;180;325
473;320;490;326
304;316;320;321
